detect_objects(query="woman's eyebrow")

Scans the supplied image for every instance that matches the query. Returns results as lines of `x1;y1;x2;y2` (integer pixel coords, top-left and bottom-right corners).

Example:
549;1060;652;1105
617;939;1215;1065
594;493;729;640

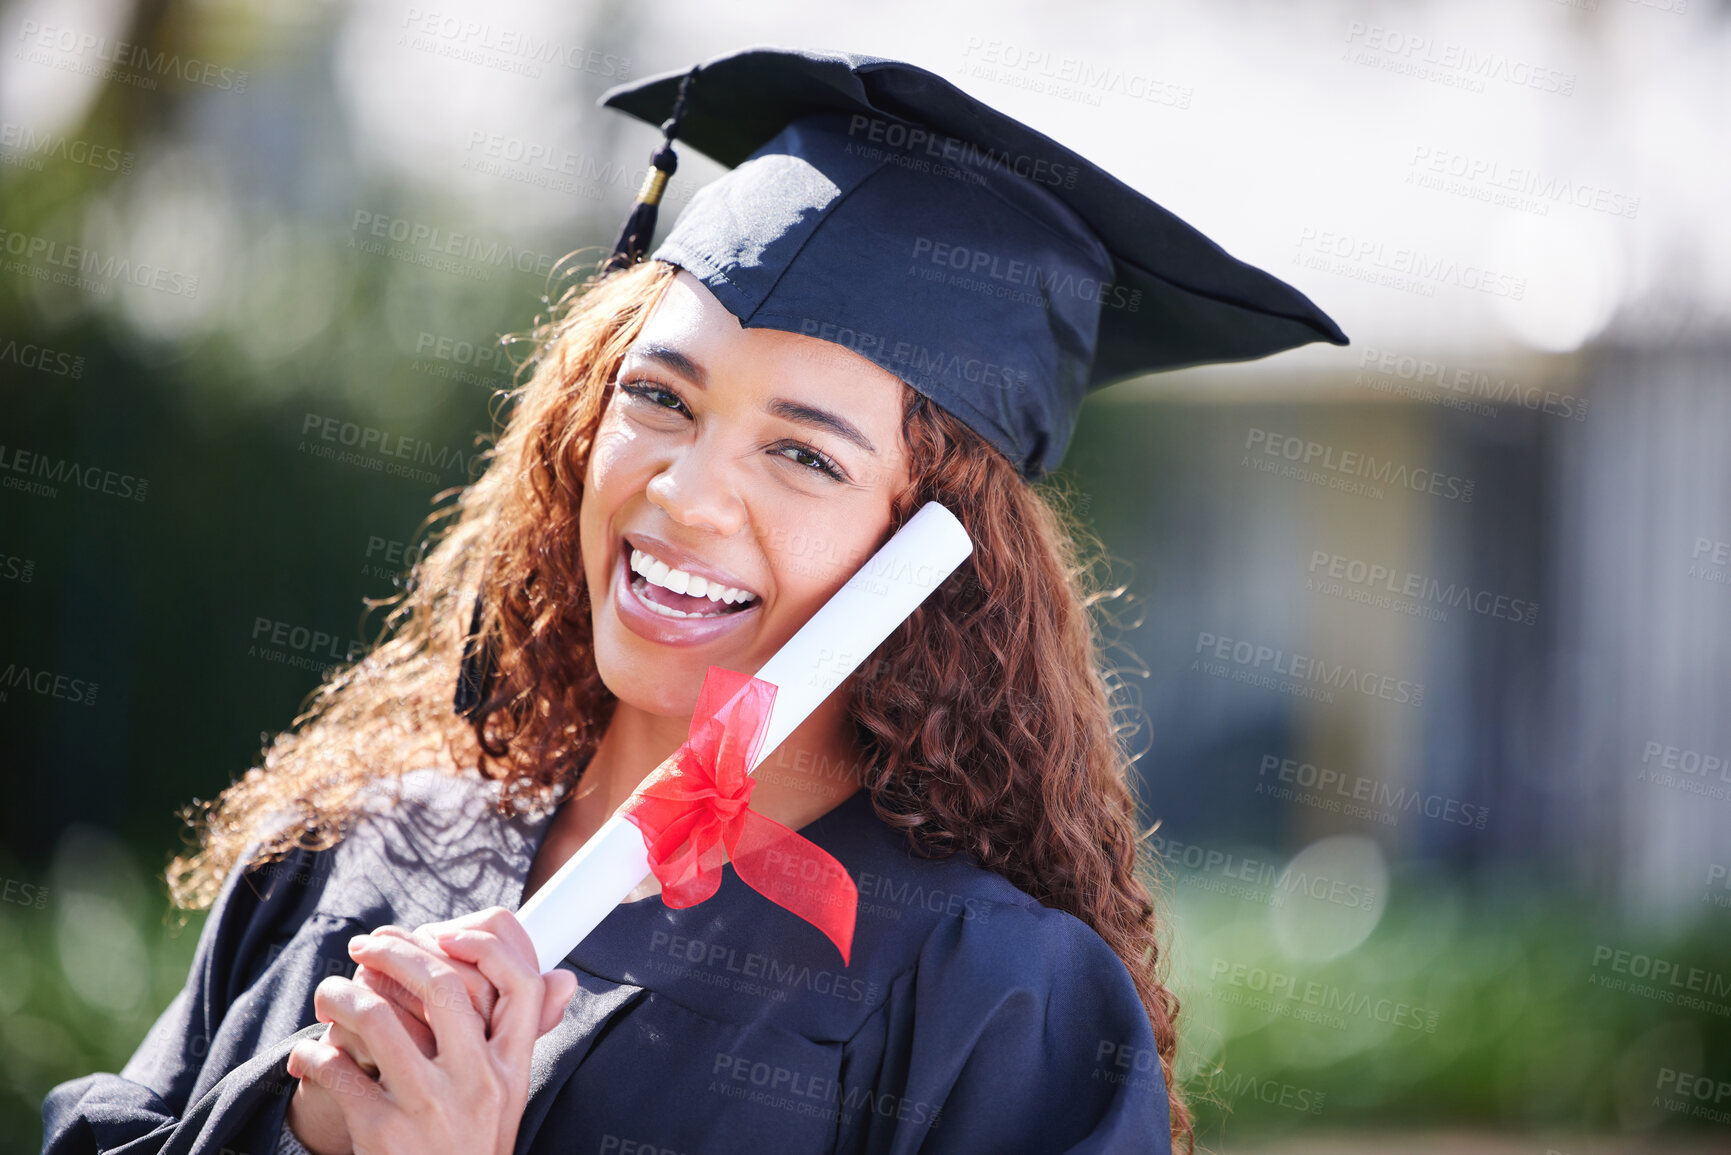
767;398;878;456
623;342;707;386
623;342;879;457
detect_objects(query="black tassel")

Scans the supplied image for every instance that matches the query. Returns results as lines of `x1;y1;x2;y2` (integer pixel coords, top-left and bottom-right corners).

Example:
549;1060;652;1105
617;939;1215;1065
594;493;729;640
453;586;495;720
601;65;700;275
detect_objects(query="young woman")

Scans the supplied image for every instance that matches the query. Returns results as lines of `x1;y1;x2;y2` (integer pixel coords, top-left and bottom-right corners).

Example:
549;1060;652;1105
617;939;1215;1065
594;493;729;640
43;47;1344;1155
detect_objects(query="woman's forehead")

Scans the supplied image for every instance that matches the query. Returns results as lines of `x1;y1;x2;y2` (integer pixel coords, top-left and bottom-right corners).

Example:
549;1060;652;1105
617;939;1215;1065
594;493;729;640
631;270;908;408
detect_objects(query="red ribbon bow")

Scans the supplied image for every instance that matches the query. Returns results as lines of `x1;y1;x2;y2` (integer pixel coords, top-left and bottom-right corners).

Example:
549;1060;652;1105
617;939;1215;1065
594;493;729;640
620;665;858;966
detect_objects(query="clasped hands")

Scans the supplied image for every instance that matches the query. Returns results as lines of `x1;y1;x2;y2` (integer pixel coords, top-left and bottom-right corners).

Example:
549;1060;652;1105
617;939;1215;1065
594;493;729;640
283;907;578;1155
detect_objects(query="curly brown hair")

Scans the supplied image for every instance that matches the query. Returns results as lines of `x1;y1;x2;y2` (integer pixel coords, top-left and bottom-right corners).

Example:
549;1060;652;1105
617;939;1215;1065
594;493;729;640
169;256;1192;1151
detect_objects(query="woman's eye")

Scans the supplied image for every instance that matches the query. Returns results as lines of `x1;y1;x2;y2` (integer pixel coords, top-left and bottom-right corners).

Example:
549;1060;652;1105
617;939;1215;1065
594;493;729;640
774;443;846;482
619;380;845;482
618;381;687;415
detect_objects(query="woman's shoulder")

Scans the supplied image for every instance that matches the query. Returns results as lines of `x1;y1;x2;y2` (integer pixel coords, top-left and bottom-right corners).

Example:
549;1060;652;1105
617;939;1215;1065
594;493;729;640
829;803;1172;1151
829;793;1134;989
250;766;556;929
910;864;1136;996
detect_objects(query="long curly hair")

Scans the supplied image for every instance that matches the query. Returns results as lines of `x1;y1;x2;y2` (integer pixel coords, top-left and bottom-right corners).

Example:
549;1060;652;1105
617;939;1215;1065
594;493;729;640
169;256;1192;1151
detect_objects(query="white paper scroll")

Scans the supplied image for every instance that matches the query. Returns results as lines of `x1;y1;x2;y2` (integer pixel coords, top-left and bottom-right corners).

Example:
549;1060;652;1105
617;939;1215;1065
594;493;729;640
516;501;974;973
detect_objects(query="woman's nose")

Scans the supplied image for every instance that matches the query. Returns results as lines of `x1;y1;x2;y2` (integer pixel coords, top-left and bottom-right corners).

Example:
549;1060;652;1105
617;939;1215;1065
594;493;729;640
644;441;747;536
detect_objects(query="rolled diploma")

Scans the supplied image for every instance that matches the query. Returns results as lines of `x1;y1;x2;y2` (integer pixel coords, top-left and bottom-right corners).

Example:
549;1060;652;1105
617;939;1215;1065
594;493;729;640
516;500;974;972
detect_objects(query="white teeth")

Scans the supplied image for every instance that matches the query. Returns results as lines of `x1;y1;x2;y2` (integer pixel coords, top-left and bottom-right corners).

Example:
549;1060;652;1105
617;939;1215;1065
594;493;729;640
627;544;758;609
637;596;724;619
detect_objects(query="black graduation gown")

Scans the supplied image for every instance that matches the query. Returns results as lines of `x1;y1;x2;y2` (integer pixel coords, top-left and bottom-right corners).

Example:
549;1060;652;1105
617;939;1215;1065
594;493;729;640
41;769;1173;1154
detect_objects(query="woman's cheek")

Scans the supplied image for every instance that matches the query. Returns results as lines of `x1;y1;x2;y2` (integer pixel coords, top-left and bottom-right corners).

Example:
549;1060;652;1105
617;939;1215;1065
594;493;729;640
586;426;637;493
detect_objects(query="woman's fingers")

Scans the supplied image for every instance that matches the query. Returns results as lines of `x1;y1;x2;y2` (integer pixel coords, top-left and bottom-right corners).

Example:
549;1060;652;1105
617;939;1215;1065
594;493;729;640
287;1037;387;1130
432;909;547;1060
324;1020;377;1079
369;924;498;1022
312;974;427;1090
350;966;436;1059
539;968;579;1036
348;933;488;1064
432;907;574;1045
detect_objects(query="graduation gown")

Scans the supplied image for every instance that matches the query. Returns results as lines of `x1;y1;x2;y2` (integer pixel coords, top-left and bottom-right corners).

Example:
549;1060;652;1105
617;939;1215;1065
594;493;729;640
42;769;1173;1153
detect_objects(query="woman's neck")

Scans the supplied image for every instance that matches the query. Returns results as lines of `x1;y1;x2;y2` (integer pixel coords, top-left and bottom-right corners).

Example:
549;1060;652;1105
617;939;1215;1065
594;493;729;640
522;692;866;901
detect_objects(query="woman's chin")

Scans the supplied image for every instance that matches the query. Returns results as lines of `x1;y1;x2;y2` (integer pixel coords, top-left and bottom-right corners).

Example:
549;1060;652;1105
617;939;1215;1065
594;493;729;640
592;632;722;719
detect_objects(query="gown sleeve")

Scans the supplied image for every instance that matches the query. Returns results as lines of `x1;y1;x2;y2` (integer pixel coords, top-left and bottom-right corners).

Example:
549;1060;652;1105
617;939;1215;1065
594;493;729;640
39;842;347;1155
889;898;1174;1155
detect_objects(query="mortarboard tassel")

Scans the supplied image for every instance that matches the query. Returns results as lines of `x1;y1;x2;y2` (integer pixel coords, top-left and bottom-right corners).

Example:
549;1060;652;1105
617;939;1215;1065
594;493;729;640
455;67;700;720
602;64;699;274
453;575;494;720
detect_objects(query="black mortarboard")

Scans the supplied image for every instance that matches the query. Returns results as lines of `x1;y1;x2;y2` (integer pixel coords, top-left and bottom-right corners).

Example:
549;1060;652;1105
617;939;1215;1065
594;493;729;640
453;45;1348;718
597;45;1348;480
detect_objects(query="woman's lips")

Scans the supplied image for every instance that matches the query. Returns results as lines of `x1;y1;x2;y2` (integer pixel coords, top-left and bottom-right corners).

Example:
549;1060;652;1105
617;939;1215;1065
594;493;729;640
612;546;760;647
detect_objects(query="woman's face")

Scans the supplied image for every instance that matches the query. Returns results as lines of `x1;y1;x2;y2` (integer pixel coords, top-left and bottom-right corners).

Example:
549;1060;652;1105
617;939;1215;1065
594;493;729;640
578;270;913;718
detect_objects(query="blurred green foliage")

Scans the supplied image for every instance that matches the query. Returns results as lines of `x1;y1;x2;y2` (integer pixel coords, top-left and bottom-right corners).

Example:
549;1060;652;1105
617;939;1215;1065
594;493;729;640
5;829;1728;1151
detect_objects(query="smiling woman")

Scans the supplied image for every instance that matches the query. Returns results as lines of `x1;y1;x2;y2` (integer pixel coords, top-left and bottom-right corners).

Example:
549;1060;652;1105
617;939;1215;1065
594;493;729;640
43;46;1347;1155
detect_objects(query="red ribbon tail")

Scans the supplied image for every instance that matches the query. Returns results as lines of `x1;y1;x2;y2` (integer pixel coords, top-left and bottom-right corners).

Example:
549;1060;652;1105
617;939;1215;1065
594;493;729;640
729;810;859;967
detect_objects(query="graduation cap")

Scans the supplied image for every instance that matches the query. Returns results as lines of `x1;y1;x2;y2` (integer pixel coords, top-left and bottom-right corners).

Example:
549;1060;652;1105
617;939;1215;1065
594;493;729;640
454;45;1347;718
599;45;1347;475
